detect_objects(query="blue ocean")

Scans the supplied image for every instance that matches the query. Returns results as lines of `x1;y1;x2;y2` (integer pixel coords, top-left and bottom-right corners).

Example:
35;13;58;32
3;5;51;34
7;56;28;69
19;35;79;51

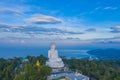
0;46;91;59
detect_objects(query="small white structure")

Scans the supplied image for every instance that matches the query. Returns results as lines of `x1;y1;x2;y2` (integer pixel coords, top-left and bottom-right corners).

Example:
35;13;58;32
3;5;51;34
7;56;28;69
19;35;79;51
46;43;64;68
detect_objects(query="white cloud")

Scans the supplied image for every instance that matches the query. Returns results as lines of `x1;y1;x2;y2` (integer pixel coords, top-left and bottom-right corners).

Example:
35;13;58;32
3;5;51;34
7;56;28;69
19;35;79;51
0;8;22;16
85;28;98;32
103;6;118;10
27;14;62;24
110;26;120;33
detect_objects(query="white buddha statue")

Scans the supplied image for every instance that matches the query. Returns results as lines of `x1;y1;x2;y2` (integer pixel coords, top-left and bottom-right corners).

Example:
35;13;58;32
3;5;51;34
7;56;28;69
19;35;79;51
46;43;64;68
48;43;62;61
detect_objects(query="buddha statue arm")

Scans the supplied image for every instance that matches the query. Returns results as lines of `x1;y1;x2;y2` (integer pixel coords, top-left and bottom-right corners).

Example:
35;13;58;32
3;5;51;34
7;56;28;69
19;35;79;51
48;51;51;59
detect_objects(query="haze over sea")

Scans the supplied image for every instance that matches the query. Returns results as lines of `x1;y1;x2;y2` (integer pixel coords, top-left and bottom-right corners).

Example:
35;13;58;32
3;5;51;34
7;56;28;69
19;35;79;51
0;45;91;59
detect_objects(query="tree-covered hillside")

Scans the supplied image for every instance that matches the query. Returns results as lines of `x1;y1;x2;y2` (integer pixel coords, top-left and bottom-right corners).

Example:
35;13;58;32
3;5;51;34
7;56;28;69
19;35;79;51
0;55;51;80
0;55;120;80
62;57;120;80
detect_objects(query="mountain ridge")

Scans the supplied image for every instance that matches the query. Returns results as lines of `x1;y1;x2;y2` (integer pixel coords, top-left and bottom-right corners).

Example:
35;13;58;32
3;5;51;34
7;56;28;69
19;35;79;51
87;48;120;60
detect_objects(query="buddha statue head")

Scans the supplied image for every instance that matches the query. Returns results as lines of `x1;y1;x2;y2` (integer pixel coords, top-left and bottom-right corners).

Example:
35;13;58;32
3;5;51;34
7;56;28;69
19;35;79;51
50;43;56;50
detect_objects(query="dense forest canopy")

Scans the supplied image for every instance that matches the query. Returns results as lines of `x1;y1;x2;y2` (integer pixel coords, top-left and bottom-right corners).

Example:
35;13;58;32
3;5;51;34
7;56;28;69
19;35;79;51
0;55;120;80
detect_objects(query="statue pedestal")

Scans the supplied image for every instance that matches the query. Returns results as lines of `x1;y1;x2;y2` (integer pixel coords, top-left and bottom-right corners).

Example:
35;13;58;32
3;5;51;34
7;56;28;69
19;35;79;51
46;58;64;68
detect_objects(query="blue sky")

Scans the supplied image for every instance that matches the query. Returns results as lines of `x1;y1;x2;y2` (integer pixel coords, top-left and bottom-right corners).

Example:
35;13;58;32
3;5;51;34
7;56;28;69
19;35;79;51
0;0;120;48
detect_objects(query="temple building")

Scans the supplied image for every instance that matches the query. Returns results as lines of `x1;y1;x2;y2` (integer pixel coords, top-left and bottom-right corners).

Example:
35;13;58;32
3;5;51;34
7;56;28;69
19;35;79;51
46;43;64;70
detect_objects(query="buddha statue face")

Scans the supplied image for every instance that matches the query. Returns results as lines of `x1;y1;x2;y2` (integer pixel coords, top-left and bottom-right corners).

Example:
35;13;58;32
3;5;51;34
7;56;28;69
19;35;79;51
50;43;56;50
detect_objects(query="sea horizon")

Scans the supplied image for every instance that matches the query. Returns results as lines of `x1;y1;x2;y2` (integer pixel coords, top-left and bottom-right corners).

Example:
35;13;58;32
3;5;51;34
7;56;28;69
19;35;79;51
0;46;91;59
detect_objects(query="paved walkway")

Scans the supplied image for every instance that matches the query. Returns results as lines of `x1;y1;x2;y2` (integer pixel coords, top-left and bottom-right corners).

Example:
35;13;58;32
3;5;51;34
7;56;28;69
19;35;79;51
48;71;89;80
